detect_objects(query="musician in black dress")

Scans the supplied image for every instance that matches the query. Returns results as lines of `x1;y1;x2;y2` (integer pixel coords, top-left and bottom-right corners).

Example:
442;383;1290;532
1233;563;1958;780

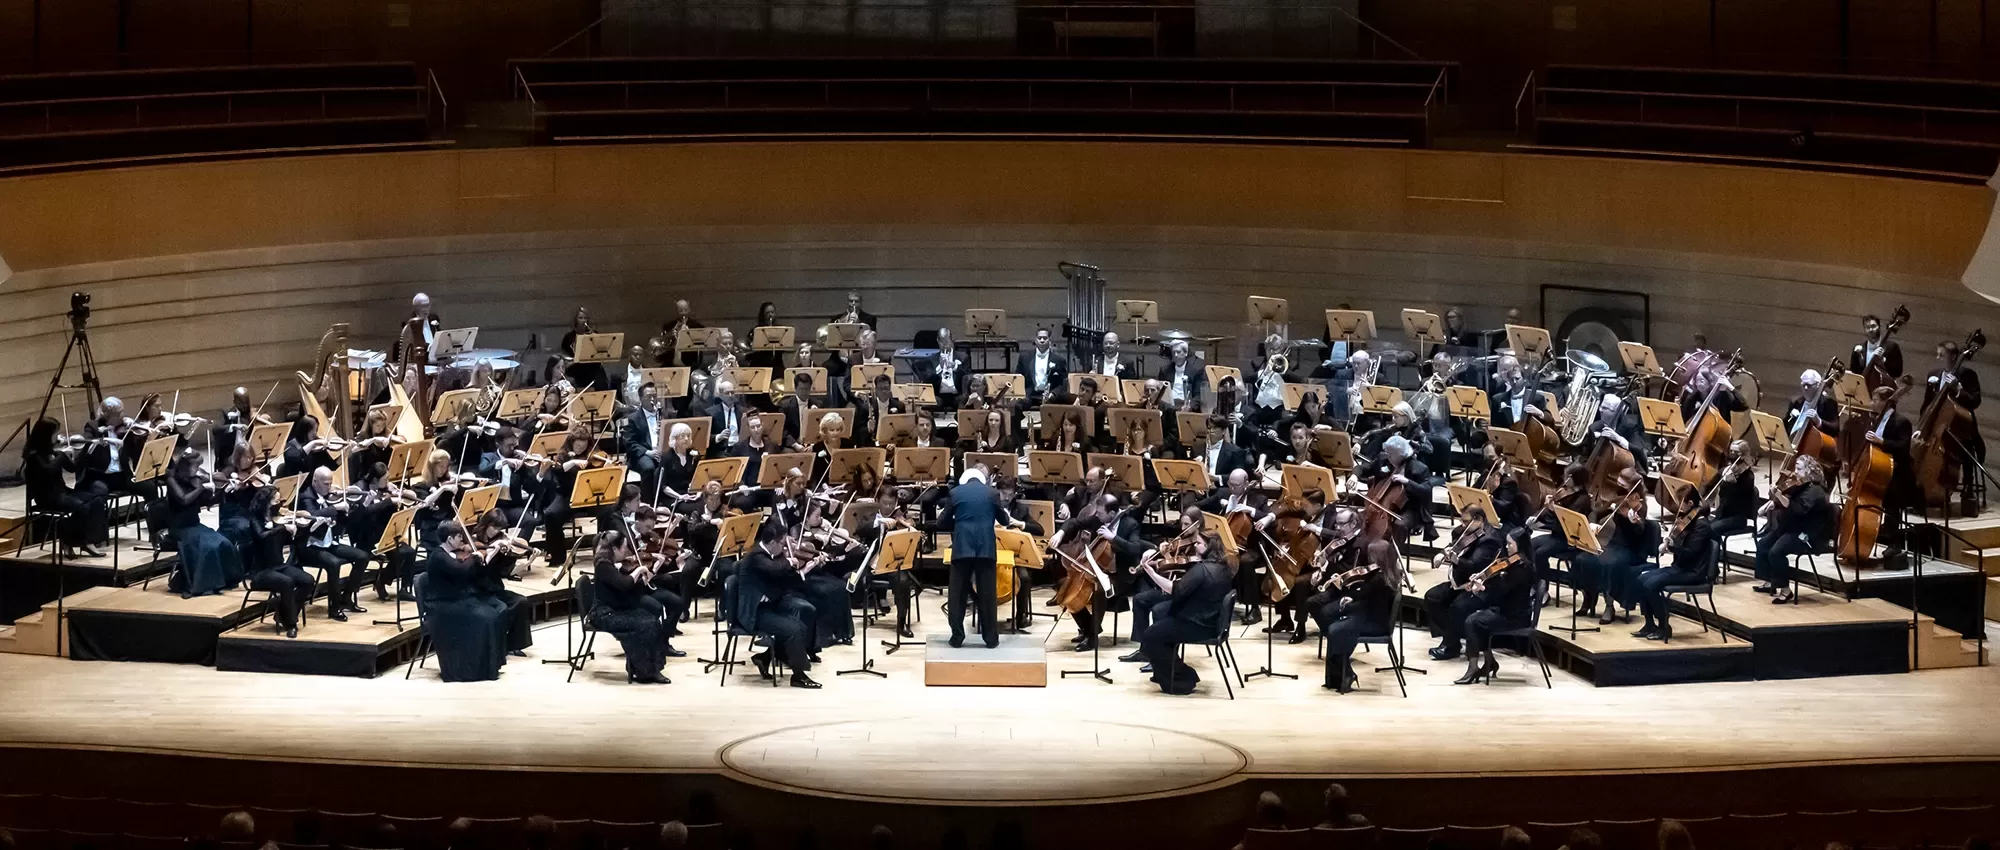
279;416;339;479
1454;528;1536;685
585;528;672;684
1136;530;1233;696
21;419;108;559
422;520;509;682
1754;455;1833;604
1423;504;1503;661
1575;468;1650;625
1531;464;1591;583
165;451;244;598
1631;508;1714;642
560;307;610;390
1708;442;1760;540
536;428;597;569
296;467;375;621
470;510;536;657
1320;539;1399;693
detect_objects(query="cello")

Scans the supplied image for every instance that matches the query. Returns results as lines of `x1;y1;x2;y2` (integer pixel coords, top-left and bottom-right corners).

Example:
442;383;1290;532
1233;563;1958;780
1839;376;1914;566
1265;498;1319;604
1050;507;1119;616
1913;330;1985;512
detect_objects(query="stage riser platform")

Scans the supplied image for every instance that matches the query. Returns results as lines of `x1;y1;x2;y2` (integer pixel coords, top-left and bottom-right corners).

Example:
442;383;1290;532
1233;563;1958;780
1547;642;1755;687
216;630;423;678
67;608;261;666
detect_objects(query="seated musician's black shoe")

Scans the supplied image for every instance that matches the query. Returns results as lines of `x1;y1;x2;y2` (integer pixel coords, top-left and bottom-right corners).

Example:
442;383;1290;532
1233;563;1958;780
344;598;368;614
807;652;822;665
789;673;822;689
1264;618;1295;634
1771;589;1796;604
1042;596;1060;607
984;638;999;649
664;645;687;658
1632;625;1659;640
330;609;349;623
1752;583;1774;594
1428;645;1460;661
1074;638;1098;652
1239;609;1262;626
751;651;775;680
79;547;106;559
831;637;854;647
1139;663;1154;674
897;625;915;639
1288;631;1308;646
373;584;391;602
1118;650;1146;663
1653;625;1673;642
286;627;299;639
508;650;528;658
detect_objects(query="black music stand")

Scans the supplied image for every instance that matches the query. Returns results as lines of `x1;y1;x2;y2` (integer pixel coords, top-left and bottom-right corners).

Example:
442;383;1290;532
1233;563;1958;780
1055;543;1115;685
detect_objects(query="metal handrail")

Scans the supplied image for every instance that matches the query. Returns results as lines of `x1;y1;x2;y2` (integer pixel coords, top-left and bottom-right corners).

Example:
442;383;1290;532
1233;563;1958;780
426;69;449;134
1513;70;1536;137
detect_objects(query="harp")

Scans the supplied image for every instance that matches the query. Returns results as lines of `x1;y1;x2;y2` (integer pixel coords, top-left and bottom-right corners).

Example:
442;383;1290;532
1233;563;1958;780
297;323;352;441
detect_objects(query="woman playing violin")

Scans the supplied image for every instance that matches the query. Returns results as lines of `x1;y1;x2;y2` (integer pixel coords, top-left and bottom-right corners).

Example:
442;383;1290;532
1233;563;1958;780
422;520;511;682
535;426;599;569
345;407;402;482
470;509;537;657
585;529;674;684
1453;527;1537;685
1319;537;1399;693
164;450;244;599
22;418;110;559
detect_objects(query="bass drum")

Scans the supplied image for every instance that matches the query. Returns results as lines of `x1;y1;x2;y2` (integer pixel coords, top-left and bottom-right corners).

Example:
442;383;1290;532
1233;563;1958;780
1733;369;1762;409
1554;307;1636;368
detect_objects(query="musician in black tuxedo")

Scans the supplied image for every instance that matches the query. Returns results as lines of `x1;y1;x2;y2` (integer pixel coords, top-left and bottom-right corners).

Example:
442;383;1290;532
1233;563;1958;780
1865;384;1918;547
1785;369;1842;440
730;522;821;688
849;373;906;448
1925;339;1985;510
1157;339;1207;411
621;383;669;495
707;379;751;454
1014;327;1070;405
927;328;972;410
295;466;375;621
1850;313;1904;386
830;290;880;330
1422;505;1504;662
1192;415;1251;479
390;292;444;364
1089;330;1139;382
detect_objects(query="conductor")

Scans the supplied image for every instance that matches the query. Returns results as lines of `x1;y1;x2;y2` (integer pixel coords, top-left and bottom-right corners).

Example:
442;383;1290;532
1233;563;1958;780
930;464;1023;648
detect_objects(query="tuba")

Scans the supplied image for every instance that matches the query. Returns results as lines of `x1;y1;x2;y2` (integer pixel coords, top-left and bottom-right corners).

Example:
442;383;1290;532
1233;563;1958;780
1557;351;1616;447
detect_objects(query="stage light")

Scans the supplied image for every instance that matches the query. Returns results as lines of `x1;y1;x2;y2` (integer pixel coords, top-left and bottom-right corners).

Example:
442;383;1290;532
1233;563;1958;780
1962;163;2000;304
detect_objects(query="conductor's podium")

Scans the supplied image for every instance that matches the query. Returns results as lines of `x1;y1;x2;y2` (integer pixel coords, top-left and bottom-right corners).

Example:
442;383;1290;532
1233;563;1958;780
924;634;1049;687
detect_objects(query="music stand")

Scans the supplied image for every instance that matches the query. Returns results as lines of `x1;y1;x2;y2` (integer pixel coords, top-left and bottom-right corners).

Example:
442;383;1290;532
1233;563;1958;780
640;367;692;399
1549;503;1604;637
1739;410;1790;458
1486;427;1537;475
131;435;178;483
719;367;772;395
965;452;1017;485
828;447;886;487
661;417;713;452
1201;512;1241;556
1175;411;1209;451
374;507;417;557
1087;453;1144;491
428;389;479;427
1447;484;1500;525
273;474;303;508
697;513;766;645
1619;342;1664;378
1656;474;1698;516
983;373;1026;400
851;363;894;389
955;409;1004;449
1026;451;1083;486
457;484;502;527
1281;383;1320;412
759;452;815;487
433;328;478;360
675;327;723;356
1506;325;1554;366
1067;373;1112;398
1401;309;1445;346
962;310;1007;340
497;389;542;419
569;465;625;510
1446;386;1491;421
1105;408;1163;453
1151;458;1211;493
691;457;746;490
800;408;850;445
839;527;923;677
875;413;916;447
1360;385;1404;413
568;390;617;424
751;412;784;444
1247;295;1289;327
1314;430;1354;477
892;383;936;406
751;326;796;352
998;527;1044;567
1325;309;1377;348
248;422;290;465
574;333;624;364
1038;403;1097;443
1119;379;1149;406
825;323;866;352
785;367;830;398
526;429;567;460
1637;398;1687;438
386;438;434;484
1204;365;1243;395
893;447;950;483
1281;463;1336;502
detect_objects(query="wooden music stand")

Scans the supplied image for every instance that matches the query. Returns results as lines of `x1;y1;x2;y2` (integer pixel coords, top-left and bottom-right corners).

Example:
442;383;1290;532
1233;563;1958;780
1637;398;1687;438
1020;499;1055;542
1175;411;1209;451
132;435;178;483
962;310;1007;339
715;512;763;560
875;412;916;446
826;322;867;351
959;408;1006;445
1038;403;1097;442
374;507;418;556
1401;309;1446;346
1447;483;1500;525
1204;365;1243;393
759;452;815;487
719;367;772;395
640;367;692;398
1619;342;1664;378
1446;386;1491;420
273;474;303;508
1151;458;1211;493
1281;383;1323;412
456;484;502;527
892;383;936;406
785;367;830;397
1553;504;1604;556
429;389;480;426
568;390;617;424
675;326;723;355
574;333;624;364
526;430;568;459
569;465;626;510
801;407;851;445
1087;453;1144;491
983;373;1026;400
1360;385;1404;413
433;327;478;360
1201;512;1242;555
248;422;291;465
1325;309;1377;346
1281;463;1336;502
1656;474;1698;516
997;527;1044;567
1829;371;1869;410
1114;300;1158;326
1506;324;1554;366
386;438;434;483
1486;427;1537;471
691;457;746;490
872;528;922;574
1067;373;1113;398
1026;450;1083;485
496;389;542;419
1738;409;1790;457
1105;407;1163;453
1119;379;1149;405
1247;296;1288;326
851;363;894;389
892;447;950;483
828;447;887;486
751;326;796;351
965;452;1016;484
1314;430;1354;474
752;412;785;443
662;417;713;452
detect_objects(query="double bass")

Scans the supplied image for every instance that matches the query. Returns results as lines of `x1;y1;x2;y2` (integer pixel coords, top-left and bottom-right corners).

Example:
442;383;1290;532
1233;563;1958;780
1913;330;1985;511
1838;376;1913;566
1665;350;1742;489
1792;357;1845;470
1861;305;1911;392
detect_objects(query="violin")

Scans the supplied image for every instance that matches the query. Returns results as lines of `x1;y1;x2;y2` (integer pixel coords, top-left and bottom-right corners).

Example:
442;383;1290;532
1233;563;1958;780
1319;560;1382;593
1465;551;1525;594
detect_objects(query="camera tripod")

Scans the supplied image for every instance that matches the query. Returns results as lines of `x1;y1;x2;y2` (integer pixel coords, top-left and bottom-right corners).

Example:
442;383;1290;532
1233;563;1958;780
0;294;104;471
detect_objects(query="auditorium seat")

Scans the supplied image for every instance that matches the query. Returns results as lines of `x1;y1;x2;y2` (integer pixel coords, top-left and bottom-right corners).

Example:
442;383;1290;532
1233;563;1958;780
48;796;108;831
508;57;1454;147
1722;812;1795;850
247;807;310;842
1588;817;1657;850
1311;824;1379;850
1925;803;1999;847
1792;810;1861;847
1240;827;1319;849
1439;823;1509;850
1377;825;1445;850
1522;822;1587;850
455;816;524;850
0;63;444;172
105;801;180;837
585;819;659;850
115;833;187;850
311;812;382;848
0;793;47;830
377;815;447;850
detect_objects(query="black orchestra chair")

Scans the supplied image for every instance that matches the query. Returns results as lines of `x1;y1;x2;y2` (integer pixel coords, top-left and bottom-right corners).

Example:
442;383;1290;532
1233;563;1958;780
1174;588;1241;699
713;574;787;687
1658;543;1725;643
403;572;433;679
14;499;72;560
565;574;604;683
238;576;304;636
1357;586;1413;699
1488;579;1553;688
1786;538;1844;603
